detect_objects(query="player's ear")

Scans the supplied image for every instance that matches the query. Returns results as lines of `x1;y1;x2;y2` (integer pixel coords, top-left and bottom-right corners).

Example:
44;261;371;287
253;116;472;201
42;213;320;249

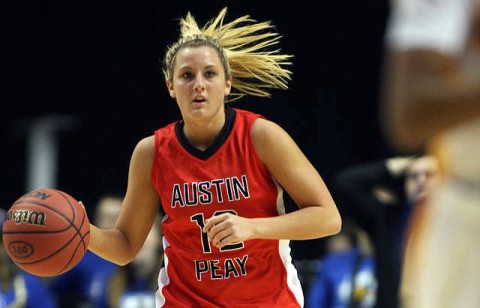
224;77;232;96
166;80;175;98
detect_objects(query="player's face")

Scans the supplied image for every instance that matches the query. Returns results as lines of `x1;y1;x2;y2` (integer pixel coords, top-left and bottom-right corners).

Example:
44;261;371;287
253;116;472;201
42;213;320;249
167;46;232;123
405;156;440;204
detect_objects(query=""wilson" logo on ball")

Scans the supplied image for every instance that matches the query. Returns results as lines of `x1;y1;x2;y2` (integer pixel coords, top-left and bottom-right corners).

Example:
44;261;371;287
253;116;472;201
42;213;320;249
6;210;47;226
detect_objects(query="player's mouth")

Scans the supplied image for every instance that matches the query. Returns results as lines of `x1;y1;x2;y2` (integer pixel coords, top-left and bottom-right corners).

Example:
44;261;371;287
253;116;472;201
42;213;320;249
193;96;206;104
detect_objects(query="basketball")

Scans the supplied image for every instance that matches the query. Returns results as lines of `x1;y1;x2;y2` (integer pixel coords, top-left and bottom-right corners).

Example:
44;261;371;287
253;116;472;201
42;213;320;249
1;188;90;277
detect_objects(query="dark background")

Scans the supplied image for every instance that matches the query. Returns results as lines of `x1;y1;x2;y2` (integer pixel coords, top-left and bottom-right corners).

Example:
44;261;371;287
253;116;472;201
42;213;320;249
3;0;392;259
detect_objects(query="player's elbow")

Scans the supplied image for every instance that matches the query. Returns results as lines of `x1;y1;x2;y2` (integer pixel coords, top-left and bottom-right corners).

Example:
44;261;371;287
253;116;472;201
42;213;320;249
331;210;342;236
111;230;141;266
113;253;135;266
321;205;342;237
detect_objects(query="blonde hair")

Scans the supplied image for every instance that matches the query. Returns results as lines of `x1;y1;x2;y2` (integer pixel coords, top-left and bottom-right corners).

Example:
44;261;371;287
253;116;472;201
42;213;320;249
162;7;293;102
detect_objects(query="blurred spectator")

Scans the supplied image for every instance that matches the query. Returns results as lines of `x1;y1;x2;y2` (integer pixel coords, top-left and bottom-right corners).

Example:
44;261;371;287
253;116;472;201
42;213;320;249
332;156;439;308
1;209;59;308
107;216;163;308
306;219;377;308
49;194;122;308
381;0;480;306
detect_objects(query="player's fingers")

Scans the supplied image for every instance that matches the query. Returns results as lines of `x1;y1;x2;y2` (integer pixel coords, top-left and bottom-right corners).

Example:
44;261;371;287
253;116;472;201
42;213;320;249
214;233;233;248
211;229;230;246
203;219;213;233
203;216;221;232
203;214;228;233
207;222;226;242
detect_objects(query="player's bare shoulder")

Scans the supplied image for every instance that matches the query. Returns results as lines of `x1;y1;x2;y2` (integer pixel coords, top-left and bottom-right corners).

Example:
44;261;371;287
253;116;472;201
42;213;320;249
251;118;295;163
251;117;285;144
134;135;155;156
130;135;155;171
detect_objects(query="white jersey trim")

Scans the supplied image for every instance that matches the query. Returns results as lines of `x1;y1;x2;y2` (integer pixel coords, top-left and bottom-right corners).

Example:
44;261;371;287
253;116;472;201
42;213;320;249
155;236;170;307
274;179;305;307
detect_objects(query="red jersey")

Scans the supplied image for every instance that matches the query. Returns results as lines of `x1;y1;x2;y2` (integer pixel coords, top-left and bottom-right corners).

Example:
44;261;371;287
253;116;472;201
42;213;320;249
151;107;303;307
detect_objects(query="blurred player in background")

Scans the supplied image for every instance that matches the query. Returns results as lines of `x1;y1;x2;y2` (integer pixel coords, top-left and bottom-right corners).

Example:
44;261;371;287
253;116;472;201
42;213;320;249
382;0;480;306
333;155;439;308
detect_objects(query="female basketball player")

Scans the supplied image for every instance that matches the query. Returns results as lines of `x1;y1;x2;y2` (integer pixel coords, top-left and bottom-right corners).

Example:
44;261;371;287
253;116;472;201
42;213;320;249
87;7;341;307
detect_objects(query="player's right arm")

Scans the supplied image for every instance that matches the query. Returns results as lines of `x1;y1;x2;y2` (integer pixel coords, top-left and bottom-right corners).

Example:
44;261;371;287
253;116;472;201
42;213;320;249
88;136;161;265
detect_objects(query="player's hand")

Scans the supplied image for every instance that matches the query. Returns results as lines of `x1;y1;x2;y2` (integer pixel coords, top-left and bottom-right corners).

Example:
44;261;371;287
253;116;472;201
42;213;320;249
203;213;254;248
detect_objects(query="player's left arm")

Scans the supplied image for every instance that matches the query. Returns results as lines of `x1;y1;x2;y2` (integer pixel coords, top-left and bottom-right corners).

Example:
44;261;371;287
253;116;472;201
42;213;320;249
204;118;341;247
89;136;160;265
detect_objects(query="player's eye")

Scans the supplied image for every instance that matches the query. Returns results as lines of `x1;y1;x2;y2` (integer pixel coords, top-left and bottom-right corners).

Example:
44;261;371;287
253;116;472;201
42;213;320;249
205;71;215;78
181;72;193;79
